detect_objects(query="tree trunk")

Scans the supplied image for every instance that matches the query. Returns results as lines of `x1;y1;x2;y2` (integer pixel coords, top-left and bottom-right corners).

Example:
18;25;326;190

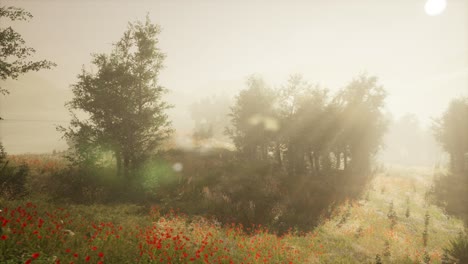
314;153;320;173
307;151;314;174
276;142;282;168
336;152;342;170
115;150;123;178
343;151;348;170
123;153;131;187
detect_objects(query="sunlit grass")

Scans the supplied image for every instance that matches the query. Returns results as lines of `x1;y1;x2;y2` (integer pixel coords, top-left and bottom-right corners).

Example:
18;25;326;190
0;166;464;263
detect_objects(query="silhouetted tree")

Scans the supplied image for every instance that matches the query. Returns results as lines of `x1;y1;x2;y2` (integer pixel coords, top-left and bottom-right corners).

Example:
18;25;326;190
276;75;329;176
227;73;387;178
226;76;277;161
337;74;387;174
433;97;468;173
60;16;173;183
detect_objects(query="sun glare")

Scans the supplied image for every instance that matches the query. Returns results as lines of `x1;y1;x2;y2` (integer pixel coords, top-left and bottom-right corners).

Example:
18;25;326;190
425;0;447;16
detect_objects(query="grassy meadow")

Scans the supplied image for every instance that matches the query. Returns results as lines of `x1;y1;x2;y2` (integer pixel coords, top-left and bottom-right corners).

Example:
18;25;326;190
1;160;465;264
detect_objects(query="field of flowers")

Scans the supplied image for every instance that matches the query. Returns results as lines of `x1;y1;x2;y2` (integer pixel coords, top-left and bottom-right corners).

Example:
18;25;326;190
1;164;465;263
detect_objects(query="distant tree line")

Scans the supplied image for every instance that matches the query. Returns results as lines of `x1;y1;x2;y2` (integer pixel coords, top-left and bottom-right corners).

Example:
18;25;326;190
382;114;439;166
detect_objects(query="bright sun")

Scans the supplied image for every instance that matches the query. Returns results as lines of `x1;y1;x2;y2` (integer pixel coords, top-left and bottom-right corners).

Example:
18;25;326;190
425;0;447;16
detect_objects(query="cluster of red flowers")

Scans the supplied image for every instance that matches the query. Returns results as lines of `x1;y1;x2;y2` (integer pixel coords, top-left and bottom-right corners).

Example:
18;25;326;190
0;202;309;263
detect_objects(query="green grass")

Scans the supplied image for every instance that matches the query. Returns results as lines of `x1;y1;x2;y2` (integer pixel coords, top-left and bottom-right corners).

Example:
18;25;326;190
1;166;465;263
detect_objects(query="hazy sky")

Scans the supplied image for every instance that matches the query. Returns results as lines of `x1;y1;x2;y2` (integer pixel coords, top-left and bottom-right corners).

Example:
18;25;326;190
0;0;467;154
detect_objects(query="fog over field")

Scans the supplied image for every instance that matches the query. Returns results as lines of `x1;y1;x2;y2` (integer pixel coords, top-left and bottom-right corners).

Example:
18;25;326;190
1;0;467;160
1;1;468;263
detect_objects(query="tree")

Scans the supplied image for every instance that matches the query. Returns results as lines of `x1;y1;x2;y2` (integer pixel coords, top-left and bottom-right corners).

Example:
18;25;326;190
60;16;173;183
226;76;278;161
0;6;56;95
226;74;388;177
190;94;231;141
276;75;329;176
433;97;468;173
0;6;56;154
337;74;388;174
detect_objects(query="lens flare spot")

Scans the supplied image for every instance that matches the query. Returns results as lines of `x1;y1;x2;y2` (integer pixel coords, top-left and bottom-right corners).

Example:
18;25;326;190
172;162;183;172
424;0;446;16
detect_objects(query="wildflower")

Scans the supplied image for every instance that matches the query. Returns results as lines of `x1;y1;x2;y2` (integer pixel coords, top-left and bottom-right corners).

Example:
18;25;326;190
98;252;104;258
85;256;90;262
32;252;40;259
1;235;7;240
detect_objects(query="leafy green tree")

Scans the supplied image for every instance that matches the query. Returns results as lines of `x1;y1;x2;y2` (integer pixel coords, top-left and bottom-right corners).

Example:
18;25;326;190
433;97;468;173
60;16;173;183
0;6;56;95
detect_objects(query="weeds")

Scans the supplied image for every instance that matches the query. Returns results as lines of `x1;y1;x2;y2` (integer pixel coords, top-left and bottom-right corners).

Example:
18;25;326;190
423;211;430;247
387;201;397;230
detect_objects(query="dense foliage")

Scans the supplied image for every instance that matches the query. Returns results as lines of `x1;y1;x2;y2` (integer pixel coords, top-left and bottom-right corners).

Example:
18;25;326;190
226;74;387;177
59;16;173;184
433;97;468;173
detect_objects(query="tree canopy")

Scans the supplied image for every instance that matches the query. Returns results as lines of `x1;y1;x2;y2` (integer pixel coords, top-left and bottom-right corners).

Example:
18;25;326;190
433;97;468;173
60;16;172;182
226;74;388;177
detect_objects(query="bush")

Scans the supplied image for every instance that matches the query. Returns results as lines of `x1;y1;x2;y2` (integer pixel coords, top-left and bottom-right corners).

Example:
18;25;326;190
443;233;468;264
430;171;468;224
153;149;370;234
0;163;29;199
45;166;125;204
0;144;29;199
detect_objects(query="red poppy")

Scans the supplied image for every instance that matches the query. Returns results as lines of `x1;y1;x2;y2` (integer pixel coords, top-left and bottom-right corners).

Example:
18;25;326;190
32;253;40;259
1;235;7;240
85;256;90;262
98;252;104;258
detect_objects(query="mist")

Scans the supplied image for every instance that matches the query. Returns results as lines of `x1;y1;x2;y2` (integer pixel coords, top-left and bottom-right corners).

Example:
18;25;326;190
1;0;467;155
1;1;468;263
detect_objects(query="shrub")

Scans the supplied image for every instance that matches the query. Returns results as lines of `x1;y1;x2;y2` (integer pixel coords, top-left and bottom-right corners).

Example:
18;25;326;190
0;163;29;199
443;233;468;264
